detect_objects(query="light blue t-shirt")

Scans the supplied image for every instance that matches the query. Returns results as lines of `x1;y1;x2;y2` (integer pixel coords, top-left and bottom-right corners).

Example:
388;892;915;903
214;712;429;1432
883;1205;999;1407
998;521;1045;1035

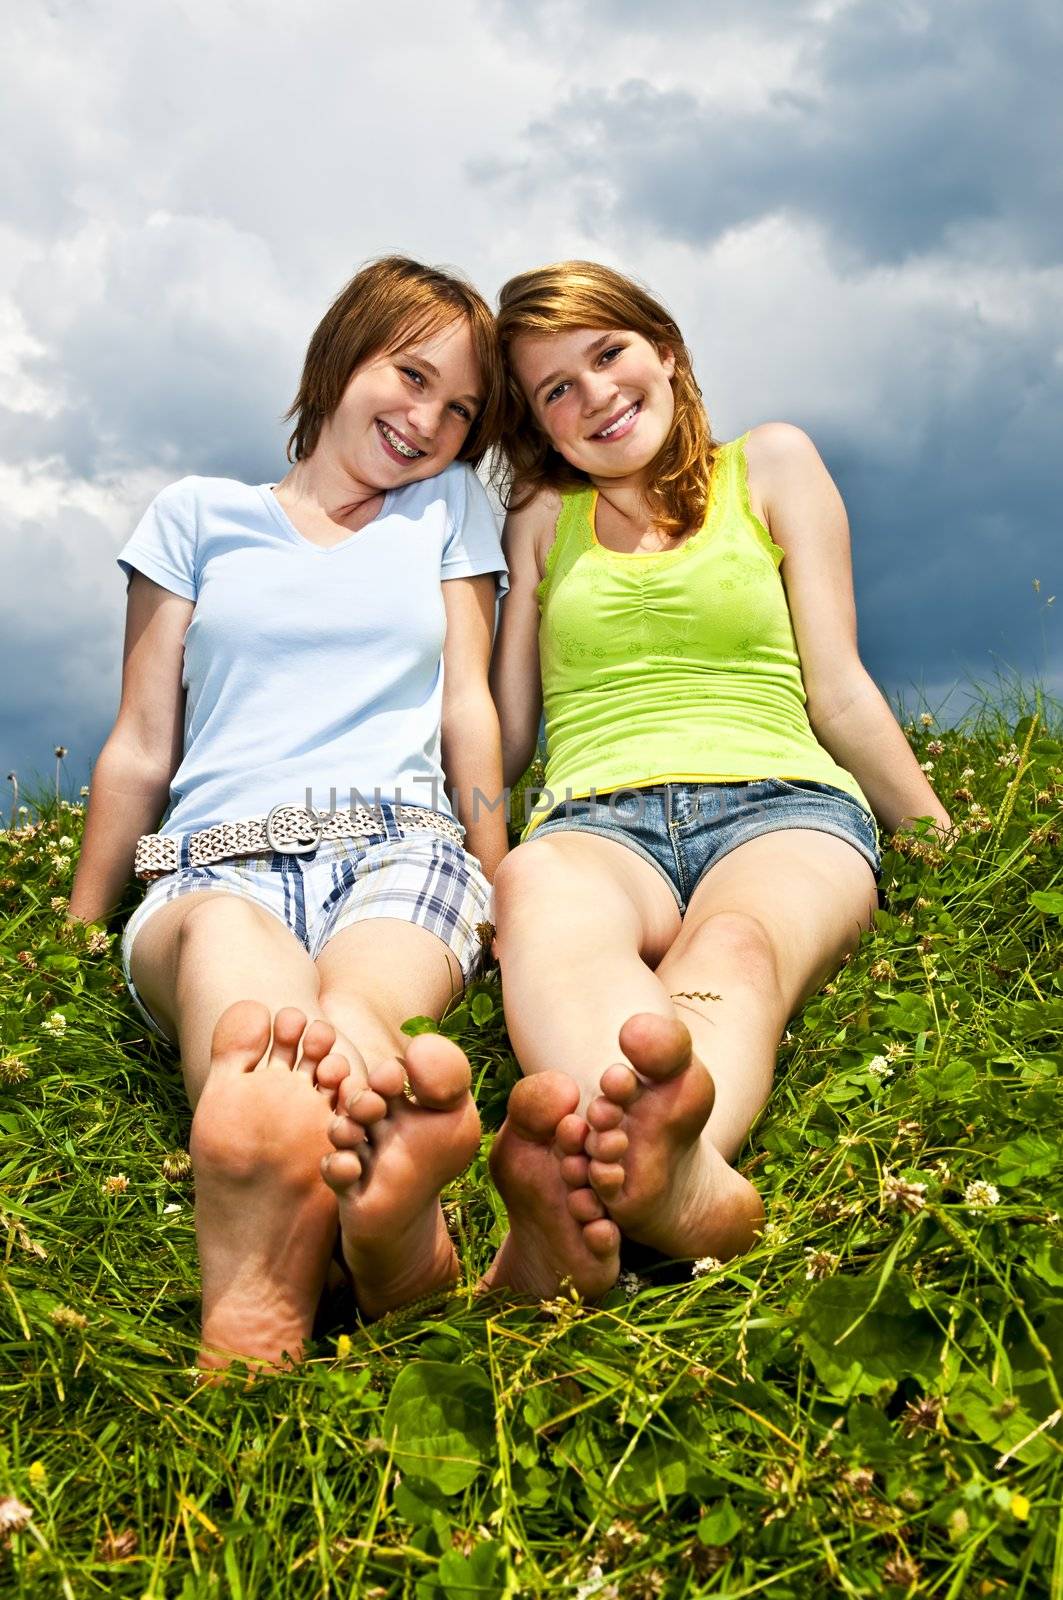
117;466;507;837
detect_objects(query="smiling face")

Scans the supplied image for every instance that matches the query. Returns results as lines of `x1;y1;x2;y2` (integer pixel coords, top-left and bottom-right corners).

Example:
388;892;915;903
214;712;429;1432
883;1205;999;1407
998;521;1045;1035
512;327;676;486
321;317;483;490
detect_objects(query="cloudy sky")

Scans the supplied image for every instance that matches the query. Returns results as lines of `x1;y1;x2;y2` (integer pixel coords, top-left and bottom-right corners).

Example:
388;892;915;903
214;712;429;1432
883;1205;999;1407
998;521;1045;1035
3;0;1060;795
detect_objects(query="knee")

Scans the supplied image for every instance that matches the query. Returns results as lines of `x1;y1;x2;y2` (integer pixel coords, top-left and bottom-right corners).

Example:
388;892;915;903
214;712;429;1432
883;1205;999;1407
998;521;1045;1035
493;840;571;917
693;910;781;998
175;895;273;964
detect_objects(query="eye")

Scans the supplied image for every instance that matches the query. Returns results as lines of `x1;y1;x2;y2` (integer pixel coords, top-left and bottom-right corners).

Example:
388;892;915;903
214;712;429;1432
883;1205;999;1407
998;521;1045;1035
450;402;473;423
400;366;425;387
599;345;624;365
544;380;570;405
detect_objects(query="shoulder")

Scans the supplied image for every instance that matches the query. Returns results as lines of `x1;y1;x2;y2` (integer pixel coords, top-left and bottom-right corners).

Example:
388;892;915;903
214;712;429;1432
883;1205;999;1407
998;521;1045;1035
146;474;261;517
501;483;564;577
742;422;823;478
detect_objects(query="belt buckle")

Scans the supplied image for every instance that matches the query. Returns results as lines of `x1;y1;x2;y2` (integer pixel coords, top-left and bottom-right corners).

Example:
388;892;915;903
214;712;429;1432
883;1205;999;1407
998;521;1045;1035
265;804;322;856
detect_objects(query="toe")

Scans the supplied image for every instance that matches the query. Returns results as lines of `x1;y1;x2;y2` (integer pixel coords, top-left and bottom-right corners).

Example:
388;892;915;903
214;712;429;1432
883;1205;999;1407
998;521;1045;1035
560;1152;590;1188
266;1007;309;1071
367;1058;406;1101
556;1112;589;1156
329;1113;368;1151
342;1086;389;1126
296;1018;338;1078
211;1001;272;1072
314;1050;353;1098
588;1092;628;1129
586;1126;628;1163
568;1187;606;1223
321;1149;364;1191
617;1013;692;1083
588;1158;626;1199
584;1217;621;1257
404;1034;472;1109
506;1071;581;1143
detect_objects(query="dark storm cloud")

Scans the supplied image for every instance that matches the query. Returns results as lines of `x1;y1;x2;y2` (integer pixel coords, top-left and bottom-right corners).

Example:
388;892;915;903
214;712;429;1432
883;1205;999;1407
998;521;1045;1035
479;0;1063;266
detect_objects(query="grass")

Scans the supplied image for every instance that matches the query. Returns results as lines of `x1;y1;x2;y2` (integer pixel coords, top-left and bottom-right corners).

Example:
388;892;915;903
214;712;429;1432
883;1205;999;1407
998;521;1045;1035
1;700;1061;1598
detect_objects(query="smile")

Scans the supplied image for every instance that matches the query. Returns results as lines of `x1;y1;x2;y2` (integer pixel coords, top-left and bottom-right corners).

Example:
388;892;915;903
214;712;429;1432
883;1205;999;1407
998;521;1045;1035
592;401;641;441
377;420;426;460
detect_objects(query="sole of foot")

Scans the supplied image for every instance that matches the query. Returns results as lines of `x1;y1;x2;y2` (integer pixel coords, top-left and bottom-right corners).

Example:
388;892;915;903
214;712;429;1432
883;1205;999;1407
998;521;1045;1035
585;1012;764;1261
191;1001;352;1371
481;1070;621;1302
320;1032;481;1320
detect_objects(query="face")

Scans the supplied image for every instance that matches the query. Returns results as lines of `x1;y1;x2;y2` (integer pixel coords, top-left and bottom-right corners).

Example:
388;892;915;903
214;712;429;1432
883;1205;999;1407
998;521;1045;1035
512;327;676;483
324;317;483;488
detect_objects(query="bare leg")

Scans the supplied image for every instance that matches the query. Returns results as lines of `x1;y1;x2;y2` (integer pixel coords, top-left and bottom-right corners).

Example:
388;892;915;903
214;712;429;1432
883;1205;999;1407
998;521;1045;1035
131;894;363;1365
480;1072;621;1301
314;920;484;1316
494;830;875;1262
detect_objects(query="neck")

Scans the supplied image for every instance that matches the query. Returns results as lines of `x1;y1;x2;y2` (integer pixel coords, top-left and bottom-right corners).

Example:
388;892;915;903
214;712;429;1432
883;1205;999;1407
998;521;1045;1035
591;470;655;533
275;436;384;525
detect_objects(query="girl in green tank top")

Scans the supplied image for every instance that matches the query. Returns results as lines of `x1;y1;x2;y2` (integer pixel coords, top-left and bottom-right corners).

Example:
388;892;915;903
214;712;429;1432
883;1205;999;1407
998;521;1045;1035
479;260;952;1301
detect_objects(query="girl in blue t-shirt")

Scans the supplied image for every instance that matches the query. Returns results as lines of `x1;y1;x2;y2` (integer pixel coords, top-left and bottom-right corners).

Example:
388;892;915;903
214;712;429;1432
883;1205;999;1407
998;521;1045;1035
70;258;522;1369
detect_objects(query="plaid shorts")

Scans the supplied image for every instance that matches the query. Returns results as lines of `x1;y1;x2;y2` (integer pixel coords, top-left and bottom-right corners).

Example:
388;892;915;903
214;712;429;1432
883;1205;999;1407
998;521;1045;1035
122;813;492;1040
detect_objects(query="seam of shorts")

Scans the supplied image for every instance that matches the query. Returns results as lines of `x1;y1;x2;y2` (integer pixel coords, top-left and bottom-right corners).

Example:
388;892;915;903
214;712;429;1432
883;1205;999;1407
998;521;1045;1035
530;818;685;910
685;814;881;900
122;878;297;1039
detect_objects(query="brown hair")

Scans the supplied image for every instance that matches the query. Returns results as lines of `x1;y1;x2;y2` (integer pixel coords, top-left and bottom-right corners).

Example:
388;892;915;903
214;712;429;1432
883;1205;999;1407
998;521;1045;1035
494;261;716;538
285;256;504;467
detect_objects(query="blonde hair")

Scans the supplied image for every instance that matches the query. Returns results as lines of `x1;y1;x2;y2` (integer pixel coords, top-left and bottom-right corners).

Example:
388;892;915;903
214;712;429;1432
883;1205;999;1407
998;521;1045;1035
286;256;504;467
494;260;716;537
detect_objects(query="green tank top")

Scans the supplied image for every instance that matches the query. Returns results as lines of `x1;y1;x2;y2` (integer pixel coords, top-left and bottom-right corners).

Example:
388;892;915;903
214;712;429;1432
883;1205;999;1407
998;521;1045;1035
527;433;869;836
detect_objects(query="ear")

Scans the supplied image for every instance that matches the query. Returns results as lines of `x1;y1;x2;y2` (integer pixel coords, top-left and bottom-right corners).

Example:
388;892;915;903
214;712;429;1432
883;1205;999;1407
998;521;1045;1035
658;344;676;379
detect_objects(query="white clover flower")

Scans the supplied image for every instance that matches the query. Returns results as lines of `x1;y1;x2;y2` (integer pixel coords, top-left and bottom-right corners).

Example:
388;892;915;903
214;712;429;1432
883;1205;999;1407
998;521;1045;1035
964;1179;1000;1209
960;767;975;780
968;802;983;815
618;1271;647;1298
41;1013;67;1036
163;1202;182;1215
927;739;945;756
575;1565;619;1600
920;713;934;727
58;835;73;849
881;1173;928;1214
692;1256;723;1277
920;760;935;774
867;1055;893;1079
80;785;90;797
0;1497;33;1533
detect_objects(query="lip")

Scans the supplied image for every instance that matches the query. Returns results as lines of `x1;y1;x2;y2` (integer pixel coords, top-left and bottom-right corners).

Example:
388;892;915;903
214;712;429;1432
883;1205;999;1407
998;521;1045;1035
590;400;641;442
376;418;427;463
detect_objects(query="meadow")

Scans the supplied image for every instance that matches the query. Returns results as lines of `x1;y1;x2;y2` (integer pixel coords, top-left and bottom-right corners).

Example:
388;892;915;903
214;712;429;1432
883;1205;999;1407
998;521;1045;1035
0;700;1060;1599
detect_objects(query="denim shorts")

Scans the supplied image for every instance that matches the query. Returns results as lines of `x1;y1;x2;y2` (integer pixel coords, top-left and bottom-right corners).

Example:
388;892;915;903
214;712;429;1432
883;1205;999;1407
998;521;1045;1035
530;780;880;913
122;814;492;1040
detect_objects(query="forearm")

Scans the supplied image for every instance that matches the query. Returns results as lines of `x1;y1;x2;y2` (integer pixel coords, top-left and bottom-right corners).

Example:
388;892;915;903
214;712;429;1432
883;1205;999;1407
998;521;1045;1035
68;737;173;922
809;673;952;836
441;689;509;881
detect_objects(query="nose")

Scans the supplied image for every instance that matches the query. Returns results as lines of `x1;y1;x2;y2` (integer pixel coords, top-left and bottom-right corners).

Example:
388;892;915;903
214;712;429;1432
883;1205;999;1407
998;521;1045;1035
578;370;619;417
407;398;445;442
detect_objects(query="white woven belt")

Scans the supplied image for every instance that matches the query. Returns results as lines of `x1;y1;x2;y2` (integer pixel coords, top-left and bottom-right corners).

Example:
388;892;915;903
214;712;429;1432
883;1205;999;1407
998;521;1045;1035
134;802;465;880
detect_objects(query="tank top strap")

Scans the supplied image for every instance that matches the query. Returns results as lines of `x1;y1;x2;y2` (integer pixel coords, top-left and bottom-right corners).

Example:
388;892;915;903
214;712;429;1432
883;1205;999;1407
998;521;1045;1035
537;485;595;600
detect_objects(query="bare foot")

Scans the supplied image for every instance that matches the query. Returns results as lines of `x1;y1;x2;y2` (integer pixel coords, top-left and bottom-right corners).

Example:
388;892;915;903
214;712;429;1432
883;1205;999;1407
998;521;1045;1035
320;1033;481;1320
481;1071;621;1301
585;1014;764;1261
190;1002;353;1370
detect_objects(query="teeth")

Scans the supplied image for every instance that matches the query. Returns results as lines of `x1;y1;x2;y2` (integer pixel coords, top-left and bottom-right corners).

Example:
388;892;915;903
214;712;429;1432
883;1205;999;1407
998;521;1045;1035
597;403;638;438
380;422;423;458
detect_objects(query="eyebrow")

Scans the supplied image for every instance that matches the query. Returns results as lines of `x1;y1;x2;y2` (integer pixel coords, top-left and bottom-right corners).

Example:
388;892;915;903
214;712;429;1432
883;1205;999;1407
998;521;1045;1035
399;349;482;412
532;333;615;400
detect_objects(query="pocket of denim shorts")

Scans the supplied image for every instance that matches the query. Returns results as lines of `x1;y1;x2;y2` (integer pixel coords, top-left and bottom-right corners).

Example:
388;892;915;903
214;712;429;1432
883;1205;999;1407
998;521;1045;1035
769;780;877;838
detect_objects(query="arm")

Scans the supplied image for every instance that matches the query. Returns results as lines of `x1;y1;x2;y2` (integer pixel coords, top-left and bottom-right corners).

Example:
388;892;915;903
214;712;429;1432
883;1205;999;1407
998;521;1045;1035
488;491;557;789
68;574;194;922
745;423;951;837
440;574;509;882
